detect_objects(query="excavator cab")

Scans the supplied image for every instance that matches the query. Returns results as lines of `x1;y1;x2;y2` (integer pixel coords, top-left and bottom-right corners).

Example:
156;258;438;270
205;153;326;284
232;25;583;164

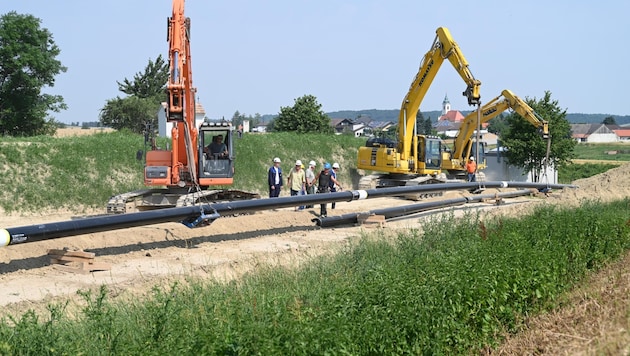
198;121;235;182
419;136;443;170
461;140;486;164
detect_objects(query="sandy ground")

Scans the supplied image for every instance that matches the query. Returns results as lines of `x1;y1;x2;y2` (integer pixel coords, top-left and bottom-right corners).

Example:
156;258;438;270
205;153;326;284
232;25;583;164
0;194;490;305
1;163;630;353
0;190;543;314
54;127;115;137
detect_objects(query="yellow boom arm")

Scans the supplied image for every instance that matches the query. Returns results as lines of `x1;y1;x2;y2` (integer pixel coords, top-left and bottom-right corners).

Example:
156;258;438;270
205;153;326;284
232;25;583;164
399;27;481;160
452;89;549;163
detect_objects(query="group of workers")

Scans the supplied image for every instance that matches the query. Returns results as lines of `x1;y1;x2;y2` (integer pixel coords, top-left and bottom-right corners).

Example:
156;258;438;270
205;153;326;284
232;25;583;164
268;158;342;217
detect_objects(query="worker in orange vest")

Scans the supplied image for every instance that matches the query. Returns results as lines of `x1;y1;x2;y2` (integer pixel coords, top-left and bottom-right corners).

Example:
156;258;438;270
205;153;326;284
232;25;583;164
466;156;477;182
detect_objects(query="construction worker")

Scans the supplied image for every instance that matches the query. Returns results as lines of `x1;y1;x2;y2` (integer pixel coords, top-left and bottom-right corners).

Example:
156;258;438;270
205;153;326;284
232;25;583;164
268;157;283;197
305;161;317;208
330;162;341;209
466;156;477;182
314;163;342;218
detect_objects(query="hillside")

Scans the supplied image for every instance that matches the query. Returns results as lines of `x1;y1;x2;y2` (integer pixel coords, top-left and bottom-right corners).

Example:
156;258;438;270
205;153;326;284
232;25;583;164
324;109;630;125
0;131;364;214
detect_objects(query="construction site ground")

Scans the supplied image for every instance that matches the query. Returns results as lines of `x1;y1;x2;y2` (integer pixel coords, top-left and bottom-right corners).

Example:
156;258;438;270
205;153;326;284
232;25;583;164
1;164;630;353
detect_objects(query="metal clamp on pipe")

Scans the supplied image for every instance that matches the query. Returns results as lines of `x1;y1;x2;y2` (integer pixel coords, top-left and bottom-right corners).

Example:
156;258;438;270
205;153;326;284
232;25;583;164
181;208;220;228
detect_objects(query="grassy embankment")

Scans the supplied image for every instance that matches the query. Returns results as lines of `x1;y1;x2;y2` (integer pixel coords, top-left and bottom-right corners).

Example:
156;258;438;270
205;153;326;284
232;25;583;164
0;130;625;211
0;131;363;213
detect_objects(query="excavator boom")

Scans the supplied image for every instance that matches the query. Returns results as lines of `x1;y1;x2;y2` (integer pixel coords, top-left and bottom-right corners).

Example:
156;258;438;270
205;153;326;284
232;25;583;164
398;27;481;160
164;0;198;187
358;27;481;182
451;89;549;164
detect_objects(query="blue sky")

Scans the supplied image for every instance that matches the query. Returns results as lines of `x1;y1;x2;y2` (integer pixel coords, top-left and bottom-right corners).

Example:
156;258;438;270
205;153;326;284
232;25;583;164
3;1;629;124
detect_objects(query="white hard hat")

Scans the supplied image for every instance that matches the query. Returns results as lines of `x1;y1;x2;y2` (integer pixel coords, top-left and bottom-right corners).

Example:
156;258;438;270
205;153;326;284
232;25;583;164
309;160;316;167
295;159;302;166
332;162;340;169
469;156;475;161
273;157;281;163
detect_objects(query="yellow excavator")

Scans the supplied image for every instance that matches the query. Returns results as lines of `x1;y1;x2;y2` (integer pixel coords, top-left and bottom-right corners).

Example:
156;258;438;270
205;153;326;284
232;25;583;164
441;89;550;177
357;26;482;188
359;88;550;190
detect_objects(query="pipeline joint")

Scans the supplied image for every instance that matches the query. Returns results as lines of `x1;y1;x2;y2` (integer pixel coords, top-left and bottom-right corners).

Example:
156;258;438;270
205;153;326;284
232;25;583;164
181;208;220;228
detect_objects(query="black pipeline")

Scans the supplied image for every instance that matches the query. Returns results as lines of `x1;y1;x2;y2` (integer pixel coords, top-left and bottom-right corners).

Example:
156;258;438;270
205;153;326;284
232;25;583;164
0;181;575;247
314;189;534;228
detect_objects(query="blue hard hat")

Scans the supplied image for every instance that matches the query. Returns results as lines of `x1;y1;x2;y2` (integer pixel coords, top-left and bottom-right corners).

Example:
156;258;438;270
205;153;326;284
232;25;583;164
324;163;331;169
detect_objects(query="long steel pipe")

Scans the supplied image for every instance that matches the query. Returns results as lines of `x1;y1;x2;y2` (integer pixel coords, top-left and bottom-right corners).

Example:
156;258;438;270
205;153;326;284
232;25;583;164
314;189;533;227
0;182;575;247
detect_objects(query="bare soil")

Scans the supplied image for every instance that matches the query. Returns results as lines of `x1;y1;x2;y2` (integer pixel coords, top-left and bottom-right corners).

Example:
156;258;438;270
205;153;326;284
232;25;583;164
2;164;630;354
54;127;115;137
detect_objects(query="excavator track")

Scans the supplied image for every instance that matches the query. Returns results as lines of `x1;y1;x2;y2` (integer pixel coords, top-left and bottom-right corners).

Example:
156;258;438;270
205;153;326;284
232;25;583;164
107;189;157;214
107;189;260;214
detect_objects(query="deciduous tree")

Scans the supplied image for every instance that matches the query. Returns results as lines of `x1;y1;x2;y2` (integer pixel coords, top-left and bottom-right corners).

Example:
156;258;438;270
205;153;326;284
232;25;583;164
99;56;168;133
273;95;333;134
501;91;575;182
0;12;67;136
602;116;617;125
117;55;168;98
99;96;157;133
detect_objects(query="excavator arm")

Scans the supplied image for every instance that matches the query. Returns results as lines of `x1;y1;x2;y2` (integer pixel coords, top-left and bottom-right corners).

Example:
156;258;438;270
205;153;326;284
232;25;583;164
450;89;550;166
499;89;549;138
165;0;198;186
399;27;481;160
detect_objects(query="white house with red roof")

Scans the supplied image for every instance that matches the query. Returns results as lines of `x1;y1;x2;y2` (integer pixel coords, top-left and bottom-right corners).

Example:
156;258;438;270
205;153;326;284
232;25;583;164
437;94;466;122
435;94;490;139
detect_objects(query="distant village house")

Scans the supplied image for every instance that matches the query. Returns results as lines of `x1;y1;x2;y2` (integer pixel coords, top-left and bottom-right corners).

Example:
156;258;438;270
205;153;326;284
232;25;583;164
329;116;394;137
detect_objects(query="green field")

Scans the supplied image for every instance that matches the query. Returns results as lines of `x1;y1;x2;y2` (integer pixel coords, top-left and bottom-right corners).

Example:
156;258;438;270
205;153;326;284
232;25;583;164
572;142;630;161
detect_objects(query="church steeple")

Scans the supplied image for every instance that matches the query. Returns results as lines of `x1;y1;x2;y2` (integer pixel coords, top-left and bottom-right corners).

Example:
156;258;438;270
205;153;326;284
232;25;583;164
442;94;451;115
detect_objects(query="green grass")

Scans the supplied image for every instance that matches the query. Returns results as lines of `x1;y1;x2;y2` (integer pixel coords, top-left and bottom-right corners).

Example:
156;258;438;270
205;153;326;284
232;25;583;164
0;131;145;213
0;131;363;213
2;199;629;354
2;131;629;212
558;162;621;184
572;143;630;161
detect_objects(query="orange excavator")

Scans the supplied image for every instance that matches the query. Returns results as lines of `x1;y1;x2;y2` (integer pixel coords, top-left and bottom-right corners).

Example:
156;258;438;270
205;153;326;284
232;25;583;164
107;0;258;214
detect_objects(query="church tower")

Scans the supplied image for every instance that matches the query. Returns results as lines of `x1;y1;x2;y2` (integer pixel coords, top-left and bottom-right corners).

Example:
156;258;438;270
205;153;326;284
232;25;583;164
442;94;451;115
